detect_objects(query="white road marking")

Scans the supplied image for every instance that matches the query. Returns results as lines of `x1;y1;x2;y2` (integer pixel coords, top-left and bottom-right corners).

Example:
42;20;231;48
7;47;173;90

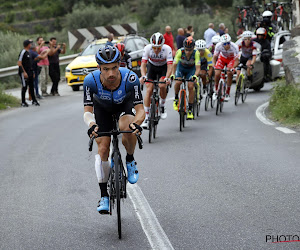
256;102;275;126
275;127;296;134
128;184;174;250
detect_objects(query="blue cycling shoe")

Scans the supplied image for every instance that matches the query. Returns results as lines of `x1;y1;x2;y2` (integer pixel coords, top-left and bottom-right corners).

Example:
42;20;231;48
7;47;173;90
97;196;109;214
126;160;139;184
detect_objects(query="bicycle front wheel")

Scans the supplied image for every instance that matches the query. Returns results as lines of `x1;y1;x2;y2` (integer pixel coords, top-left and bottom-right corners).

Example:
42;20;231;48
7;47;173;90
235;76;242;105
113;151;122;239
148;98;155;143
153;100;159;139
242;79;248;103
179;91;185;131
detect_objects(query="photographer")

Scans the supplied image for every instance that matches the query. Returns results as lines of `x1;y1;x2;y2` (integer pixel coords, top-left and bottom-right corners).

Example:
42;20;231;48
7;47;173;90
36;37;50;96
48;37;66;96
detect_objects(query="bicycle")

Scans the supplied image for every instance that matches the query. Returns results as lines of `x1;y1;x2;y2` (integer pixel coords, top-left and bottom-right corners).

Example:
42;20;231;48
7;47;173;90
215;67;228;116
144;79;166;143
174;77;195;131
88;113;143;239
235;64;250;105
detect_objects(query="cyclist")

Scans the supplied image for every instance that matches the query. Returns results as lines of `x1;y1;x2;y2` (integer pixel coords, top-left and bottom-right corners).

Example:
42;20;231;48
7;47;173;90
115;43;132;70
83;45;145;214
140;32;172;128
195;39;213;93
212;34;239;102
208;35;221;54
236;31;260;83
171;36;201;120
253;27;272;82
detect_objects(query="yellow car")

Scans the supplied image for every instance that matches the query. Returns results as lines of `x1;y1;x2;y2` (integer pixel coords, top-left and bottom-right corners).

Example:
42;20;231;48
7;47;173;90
65;35;149;91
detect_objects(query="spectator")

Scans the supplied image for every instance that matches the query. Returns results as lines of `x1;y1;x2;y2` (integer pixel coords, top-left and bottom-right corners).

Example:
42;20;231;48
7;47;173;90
163;25;175;56
17;40;39;107
48;37;66;96
36;37;50;97
176;28;186;49
185;25;194;37
224;27;229;34
217;23;225;36
30;44;47;99
204;23;216;48
106;33;114;46
237;25;245;38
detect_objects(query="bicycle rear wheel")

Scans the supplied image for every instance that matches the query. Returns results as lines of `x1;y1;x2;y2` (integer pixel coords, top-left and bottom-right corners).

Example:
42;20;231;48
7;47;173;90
113;151;122;239
205;83;210;111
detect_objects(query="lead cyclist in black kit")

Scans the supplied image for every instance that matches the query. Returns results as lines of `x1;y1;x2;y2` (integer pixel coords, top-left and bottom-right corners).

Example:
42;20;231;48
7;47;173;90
83;45;145;214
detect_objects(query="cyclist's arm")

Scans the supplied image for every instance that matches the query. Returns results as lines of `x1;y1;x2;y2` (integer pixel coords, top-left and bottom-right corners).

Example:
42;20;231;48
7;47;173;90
84;106;96;128
133;104;145;126
212;54;218;67
140;61;147;77
233;57;240;68
131;73;145;124
172;49;181;75
195;50;201;76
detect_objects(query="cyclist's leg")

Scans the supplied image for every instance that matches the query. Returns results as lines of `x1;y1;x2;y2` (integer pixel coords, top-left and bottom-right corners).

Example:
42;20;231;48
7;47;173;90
200;62;207;87
119;107;139;184
214;56;225;91
186;67;195;118
173;64;183;110
93;105;113;212
226;59;236;95
143;63;155;121
157;64;168;101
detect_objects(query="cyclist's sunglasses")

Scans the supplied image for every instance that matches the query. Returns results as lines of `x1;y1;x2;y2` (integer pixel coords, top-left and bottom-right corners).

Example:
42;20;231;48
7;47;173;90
243;38;251;41
185;48;193;51
223;42;230;46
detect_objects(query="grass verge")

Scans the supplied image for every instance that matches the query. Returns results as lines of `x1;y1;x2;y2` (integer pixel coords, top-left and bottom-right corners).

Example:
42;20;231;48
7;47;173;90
269;81;300;127
0;88;20;110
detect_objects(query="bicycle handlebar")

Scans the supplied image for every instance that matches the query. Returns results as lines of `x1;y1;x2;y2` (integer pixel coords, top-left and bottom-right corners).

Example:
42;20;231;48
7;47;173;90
145;80;167;84
88;130;143;151
173;78;195;82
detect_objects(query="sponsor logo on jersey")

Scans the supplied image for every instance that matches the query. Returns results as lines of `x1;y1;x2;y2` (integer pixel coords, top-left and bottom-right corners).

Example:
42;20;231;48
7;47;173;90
85;86;91;101
129;74;136;83
134;85;139;99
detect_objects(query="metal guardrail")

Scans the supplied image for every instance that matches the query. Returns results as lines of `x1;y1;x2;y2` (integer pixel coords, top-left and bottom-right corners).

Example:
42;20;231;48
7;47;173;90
0;54;78;78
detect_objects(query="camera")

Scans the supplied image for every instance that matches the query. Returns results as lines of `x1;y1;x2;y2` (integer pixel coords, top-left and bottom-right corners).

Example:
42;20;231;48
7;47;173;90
44;41;49;44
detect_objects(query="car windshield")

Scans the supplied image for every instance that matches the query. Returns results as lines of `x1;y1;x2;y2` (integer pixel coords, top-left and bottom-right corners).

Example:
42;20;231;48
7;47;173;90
81;42;116;56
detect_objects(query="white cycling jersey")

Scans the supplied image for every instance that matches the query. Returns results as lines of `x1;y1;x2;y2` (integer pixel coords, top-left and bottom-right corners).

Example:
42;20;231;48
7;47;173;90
142;44;173;66
214;42;239;60
236;39;261;58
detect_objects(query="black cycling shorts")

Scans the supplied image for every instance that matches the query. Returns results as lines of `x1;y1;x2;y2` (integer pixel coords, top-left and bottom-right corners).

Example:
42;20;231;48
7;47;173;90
201;62;208;71
237;55;252;70
147;62;167;80
93;100;135;137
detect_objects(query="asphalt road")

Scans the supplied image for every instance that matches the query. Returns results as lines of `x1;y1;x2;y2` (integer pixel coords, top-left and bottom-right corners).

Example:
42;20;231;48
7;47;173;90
1;82;300;249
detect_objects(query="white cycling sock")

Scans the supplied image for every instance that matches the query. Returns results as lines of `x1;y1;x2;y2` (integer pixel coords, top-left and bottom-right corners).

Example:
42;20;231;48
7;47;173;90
95;154;110;183
160;98;166;107
144;106;150;120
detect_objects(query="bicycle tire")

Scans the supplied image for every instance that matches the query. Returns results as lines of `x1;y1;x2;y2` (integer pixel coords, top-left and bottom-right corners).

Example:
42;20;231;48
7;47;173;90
148;98;155;143
109;168;114;215
210;82;216;108
113;151;122;239
235;76;242;105
193;88;197;119
179;91;185;131
153;100;159;139
242;79;248;103
205;82;210;111
220;83;225;113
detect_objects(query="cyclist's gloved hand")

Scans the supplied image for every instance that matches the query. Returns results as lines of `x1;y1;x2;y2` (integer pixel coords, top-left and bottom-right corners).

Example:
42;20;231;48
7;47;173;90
170;74;175;81
230;68;236;74
129;122;143;135
139;76;146;84
249;64;254;69
191;75;198;81
87;124;98;138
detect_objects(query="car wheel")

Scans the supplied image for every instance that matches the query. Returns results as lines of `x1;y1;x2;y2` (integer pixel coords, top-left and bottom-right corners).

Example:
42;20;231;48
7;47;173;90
72;85;80;91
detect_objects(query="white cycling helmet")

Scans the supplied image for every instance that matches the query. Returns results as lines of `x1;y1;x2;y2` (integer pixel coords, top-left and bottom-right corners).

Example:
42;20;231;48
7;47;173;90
195;39;206;50
262;10;273;17
211;35;221;44
150;32;165;47
220;34;231;43
242;31;253;39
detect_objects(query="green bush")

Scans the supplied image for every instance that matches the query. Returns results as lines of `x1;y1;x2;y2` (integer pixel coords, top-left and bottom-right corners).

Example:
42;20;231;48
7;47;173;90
4;12;15;24
0;88;20;110
65;3;127;30
24;12;34;22
269;82;300;125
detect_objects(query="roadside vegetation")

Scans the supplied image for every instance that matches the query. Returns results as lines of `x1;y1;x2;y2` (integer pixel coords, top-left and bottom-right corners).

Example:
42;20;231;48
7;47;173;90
0;88;20;110
269;81;300;126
